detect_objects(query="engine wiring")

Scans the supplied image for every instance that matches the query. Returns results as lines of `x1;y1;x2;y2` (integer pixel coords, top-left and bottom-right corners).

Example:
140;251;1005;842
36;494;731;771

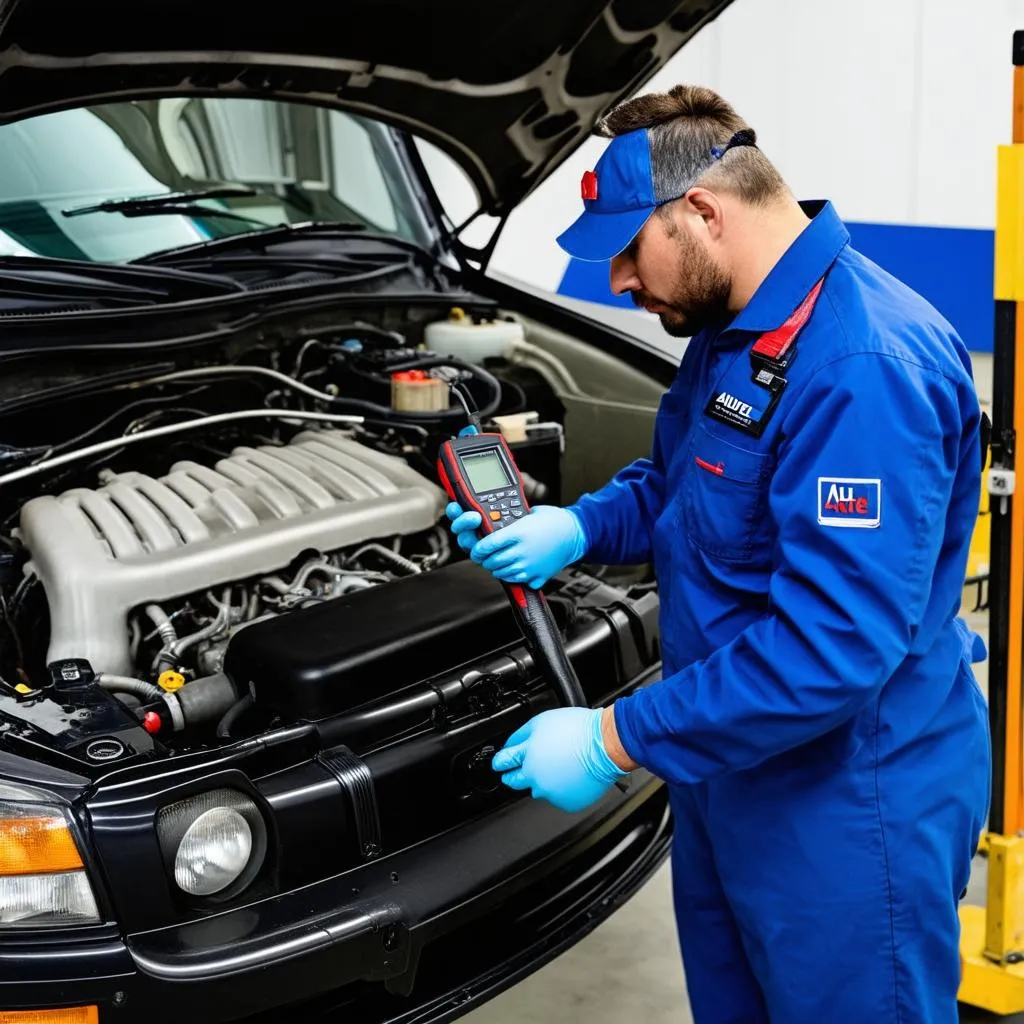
0;591;25;683
449;383;478;430
123;355;504;424
0;321;505;497
0;408;365;489
128;363;349;407
35;387;212;461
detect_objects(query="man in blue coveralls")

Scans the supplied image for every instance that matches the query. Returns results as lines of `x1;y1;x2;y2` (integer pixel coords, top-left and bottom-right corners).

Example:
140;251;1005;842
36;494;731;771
446;85;991;1021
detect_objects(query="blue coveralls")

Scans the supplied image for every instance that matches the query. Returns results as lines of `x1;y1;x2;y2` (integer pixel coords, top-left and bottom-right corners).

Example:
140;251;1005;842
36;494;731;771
566;201;991;1023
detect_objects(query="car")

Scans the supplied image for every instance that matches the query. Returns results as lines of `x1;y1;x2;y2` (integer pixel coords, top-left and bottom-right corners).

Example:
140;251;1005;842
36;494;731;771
0;2;733;1021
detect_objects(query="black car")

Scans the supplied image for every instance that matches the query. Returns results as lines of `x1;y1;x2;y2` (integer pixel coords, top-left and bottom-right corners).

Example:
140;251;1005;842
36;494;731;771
0;2;732;1021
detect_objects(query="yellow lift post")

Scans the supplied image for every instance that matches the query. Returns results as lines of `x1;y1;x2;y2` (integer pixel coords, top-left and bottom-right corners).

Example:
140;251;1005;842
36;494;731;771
958;27;1024;1017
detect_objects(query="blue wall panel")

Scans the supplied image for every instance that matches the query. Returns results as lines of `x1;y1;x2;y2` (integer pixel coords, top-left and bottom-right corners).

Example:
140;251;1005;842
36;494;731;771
846;222;993;354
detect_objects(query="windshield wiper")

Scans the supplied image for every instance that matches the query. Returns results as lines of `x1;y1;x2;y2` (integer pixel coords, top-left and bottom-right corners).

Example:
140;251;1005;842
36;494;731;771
61;189;273;226
61;187;260;219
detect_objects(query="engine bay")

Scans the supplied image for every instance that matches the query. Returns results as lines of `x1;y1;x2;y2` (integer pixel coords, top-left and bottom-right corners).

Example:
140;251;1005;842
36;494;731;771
0;303;661;773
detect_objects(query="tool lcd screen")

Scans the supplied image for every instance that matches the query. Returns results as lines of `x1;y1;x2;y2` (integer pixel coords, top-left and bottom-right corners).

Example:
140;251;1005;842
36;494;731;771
461;450;512;492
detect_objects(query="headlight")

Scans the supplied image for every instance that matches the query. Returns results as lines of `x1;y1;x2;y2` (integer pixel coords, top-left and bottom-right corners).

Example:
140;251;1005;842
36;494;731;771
157;788;266;899
175;807;251;895
0;782;100;927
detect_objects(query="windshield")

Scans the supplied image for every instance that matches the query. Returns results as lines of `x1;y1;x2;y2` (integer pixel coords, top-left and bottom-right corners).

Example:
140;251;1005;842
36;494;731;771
0;98;432;262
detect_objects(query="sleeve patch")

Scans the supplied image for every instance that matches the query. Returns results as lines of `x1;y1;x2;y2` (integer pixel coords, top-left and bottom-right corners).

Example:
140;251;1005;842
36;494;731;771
817;477;881;528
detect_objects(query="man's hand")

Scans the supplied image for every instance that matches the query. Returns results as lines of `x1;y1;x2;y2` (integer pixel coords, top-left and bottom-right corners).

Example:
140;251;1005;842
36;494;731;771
445;502;587;589
491;706;631;813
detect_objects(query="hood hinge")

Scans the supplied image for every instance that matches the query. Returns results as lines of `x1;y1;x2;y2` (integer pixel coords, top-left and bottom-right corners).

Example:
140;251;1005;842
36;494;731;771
448;209;511;275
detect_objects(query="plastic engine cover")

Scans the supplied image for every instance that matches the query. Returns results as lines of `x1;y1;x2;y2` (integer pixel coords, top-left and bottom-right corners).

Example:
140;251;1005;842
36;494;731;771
223;561;524;719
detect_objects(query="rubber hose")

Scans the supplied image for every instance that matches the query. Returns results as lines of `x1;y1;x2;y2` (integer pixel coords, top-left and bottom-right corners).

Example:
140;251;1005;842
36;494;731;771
216;694;254;739
97;673;163;702
506;340;584;397
145;605;178;647
176;672;238;726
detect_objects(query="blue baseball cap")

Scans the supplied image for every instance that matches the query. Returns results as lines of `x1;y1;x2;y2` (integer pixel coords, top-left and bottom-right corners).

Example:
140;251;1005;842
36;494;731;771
556;127;757;263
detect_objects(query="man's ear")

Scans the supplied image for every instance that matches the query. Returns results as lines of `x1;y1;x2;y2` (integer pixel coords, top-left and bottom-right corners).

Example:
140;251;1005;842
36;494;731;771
683;187;724;241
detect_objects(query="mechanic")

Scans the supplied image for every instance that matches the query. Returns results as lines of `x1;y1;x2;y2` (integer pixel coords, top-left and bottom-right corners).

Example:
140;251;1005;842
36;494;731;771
445;85;991;1023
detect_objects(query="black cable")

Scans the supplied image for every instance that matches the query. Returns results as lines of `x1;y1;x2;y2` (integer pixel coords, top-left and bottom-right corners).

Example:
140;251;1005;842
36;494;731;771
332;360;402;388
124;406;213;434
499;378;529;416
297;321;404;346
40;385;210;458
216;694;254;739
9;574;36;620
454;379;479;413
0;592;25;675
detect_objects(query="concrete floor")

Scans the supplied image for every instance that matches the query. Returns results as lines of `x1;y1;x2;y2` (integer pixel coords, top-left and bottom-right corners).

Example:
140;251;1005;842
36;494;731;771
465;597;1016;1023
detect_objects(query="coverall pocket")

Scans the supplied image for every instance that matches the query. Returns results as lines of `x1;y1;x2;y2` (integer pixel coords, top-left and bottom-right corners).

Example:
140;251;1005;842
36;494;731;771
681;422;773;562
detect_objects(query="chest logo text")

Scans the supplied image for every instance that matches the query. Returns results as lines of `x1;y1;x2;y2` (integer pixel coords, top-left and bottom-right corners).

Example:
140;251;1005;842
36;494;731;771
716;392;753;418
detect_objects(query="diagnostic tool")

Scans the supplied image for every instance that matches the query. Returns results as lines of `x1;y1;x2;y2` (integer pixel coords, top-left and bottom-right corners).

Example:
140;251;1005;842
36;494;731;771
437;431;587;708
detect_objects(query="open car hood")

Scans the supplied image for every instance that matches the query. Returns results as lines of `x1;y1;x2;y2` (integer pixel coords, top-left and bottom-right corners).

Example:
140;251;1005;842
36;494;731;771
0;0;735;216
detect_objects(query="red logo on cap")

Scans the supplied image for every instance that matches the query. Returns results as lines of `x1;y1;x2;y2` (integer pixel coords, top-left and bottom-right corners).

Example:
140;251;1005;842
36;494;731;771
581;170;598;201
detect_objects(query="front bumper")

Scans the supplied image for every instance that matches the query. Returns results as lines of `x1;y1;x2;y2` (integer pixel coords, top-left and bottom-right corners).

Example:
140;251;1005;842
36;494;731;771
0;771;670;1024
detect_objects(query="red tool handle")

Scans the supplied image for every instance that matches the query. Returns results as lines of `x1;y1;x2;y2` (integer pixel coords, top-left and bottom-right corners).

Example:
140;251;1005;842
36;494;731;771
438;434;587;708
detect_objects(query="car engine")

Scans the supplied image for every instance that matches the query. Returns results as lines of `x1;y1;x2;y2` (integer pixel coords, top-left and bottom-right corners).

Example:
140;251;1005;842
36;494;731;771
0;308;616;767
18;429;446;677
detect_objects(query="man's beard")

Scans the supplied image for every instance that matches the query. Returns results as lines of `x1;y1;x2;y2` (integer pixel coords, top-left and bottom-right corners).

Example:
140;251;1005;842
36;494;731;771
631;232;731;338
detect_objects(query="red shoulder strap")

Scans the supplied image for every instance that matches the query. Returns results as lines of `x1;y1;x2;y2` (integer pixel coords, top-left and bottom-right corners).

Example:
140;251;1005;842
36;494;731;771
750;277;825;361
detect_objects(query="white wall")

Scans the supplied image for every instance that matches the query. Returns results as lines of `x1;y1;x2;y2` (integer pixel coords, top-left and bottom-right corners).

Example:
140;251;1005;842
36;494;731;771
417;0;1023;299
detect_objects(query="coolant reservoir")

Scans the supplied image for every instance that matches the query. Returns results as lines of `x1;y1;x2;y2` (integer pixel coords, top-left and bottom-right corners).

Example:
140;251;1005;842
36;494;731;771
423;308;524;364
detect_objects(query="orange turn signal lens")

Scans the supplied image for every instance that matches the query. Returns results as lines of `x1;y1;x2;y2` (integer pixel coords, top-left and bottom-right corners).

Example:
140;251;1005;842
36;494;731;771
0;1008;98;1024
0;815;83;875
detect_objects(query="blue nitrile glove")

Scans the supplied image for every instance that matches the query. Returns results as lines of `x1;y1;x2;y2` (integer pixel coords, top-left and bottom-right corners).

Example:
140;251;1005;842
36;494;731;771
444;503;587;589
491;707;627;813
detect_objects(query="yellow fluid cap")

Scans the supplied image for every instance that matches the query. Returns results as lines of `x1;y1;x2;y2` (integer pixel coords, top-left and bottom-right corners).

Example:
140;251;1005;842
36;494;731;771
14;683;32;694
158;670;185;693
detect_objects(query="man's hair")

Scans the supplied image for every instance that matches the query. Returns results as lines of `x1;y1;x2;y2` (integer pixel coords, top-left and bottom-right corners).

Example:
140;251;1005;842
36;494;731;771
596;85;787;208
